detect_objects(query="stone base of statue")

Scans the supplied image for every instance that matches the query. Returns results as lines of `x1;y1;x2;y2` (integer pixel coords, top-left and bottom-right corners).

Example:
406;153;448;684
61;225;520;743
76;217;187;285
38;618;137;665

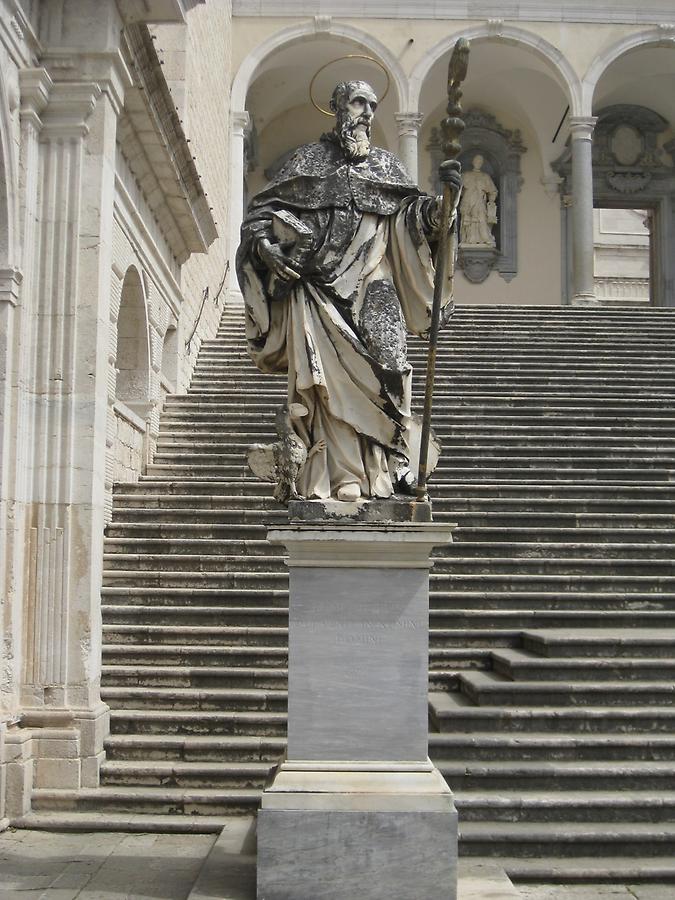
458;244;498;284
256;517;457;900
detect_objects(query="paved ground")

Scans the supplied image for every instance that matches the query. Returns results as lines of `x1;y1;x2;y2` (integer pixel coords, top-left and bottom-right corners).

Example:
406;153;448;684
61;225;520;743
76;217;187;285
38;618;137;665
1;827;674;899
518;886;674;899
0;829;215;899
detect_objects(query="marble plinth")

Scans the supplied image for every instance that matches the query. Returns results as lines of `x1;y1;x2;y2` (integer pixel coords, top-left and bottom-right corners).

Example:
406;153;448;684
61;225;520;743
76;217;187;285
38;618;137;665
257;522;457;900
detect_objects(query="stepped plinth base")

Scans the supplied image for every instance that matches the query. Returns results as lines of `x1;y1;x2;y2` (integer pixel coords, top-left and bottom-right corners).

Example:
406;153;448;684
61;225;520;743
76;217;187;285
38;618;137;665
258;764;457;900
288;496;432;523
258;523;456;899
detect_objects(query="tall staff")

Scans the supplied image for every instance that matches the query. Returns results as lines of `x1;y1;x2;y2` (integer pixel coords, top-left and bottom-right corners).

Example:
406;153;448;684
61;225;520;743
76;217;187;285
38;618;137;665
416;38;471;503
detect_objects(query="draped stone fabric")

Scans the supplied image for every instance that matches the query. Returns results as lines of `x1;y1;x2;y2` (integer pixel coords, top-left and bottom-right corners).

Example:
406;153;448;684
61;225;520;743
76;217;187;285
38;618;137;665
237;135;454;501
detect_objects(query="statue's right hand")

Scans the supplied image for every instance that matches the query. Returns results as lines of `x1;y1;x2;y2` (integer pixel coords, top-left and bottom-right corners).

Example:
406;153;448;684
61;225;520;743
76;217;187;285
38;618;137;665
257;239;300;283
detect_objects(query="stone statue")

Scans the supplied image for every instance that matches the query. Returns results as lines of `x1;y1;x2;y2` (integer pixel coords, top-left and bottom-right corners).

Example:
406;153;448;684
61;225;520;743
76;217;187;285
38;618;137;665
237;80;461;504
459;154;498;247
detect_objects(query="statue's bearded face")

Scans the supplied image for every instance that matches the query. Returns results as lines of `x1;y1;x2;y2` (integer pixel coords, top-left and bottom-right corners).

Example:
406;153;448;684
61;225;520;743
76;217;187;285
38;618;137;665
331;81;378;162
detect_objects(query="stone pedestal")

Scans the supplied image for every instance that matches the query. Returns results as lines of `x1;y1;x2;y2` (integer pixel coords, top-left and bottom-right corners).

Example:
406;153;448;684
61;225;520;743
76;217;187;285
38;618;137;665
256;522;457;900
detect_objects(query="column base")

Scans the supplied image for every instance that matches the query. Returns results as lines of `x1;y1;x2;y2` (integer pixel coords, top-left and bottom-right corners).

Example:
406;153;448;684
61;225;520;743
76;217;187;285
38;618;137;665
571;292;600;307
257;762;457;900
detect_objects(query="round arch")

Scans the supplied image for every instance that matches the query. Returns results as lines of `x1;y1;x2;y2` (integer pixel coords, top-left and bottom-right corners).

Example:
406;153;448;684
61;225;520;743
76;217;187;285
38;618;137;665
408;24;582;116
583;27;675;113
231;21;408;116
115;266;151;407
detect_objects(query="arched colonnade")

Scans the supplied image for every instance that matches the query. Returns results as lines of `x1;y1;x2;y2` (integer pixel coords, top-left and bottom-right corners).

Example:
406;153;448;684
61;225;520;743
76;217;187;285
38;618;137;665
228;20;675;306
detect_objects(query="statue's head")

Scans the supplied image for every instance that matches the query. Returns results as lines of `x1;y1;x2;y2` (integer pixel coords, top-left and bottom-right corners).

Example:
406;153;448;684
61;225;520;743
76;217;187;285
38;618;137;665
330;80;378;162
472;154;484;171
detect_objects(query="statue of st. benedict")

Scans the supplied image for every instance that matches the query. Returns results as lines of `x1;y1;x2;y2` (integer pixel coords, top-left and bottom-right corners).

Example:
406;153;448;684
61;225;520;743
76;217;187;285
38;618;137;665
236;79;462;504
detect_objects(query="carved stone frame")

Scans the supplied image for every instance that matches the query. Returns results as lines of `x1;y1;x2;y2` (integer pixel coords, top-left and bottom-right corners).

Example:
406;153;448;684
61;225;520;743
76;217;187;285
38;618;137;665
428;108;526;282
553;104;675;307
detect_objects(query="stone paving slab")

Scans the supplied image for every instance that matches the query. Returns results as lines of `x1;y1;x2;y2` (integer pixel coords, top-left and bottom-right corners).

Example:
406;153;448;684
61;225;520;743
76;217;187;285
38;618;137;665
519;885;675;899
0;828;214;899
2;825;675;899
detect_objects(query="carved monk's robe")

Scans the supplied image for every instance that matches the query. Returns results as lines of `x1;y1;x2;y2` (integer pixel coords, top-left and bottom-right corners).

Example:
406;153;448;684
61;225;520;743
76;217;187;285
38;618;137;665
237;134;453;500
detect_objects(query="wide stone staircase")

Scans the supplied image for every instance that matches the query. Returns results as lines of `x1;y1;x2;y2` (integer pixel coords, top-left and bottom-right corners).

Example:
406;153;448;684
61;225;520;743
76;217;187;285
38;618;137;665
31;305;675;879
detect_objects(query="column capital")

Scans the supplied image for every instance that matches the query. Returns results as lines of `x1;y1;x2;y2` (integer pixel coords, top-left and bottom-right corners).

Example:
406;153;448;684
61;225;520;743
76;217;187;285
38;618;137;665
232;110;251;136
395;112;424;137
40;50;132;117
40;82;102;140
19;68;53;130
569;116;598;140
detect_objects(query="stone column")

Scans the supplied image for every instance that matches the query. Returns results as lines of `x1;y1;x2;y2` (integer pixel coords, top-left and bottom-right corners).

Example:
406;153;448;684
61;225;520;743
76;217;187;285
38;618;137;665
396;112;424;182
569;116;599;305
257;522;458;900
226;110;250;307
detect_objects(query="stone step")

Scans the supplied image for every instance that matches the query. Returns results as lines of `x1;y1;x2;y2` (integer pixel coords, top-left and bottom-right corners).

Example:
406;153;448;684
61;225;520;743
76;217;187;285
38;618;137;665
494;856;675;882
105;511;675;532
429;691;675;733
104;733;286;763
105;522;675;544
428;732;675;763
459;671;675;707
522;628;675;658
429;571;675;593
455;790;675;824
100;685;287;712
457;820;675;859
102;645;287;668
151;444;675;461
102;605;288;626
101;664;287;689
491;648;675;681
11;810;232;834
104;538;280;556
102;569;287;588
102;624;288;646
101;586;289;608
100;760;272;790
142;463;675;482
430;609;675;629
31;786;261;817
102;553;286;573
109;708;287;737
432;557;675;576
429;590;675;610
159;411;675;428
443;760;675;791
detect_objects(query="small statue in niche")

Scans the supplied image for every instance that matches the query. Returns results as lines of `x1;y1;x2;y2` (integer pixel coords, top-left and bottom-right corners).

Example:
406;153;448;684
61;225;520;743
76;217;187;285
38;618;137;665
459;154;498;247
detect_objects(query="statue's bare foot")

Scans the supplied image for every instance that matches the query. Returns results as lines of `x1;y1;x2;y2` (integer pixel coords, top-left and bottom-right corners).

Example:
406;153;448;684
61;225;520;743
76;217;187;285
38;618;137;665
336;483;360;502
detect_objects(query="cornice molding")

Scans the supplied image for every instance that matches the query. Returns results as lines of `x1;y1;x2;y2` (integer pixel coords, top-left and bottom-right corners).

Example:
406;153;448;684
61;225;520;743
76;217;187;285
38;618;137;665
121;24;217;258
232;0;675;24
117;0;205;25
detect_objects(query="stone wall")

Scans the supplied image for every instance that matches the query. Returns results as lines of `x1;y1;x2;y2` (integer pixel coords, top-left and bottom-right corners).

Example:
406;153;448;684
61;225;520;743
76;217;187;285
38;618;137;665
153;3;233;394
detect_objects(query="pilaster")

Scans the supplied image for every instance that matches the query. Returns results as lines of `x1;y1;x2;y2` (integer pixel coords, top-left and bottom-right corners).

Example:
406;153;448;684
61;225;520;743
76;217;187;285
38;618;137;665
569;116;599;306
396;112;424;182
19;47;123;793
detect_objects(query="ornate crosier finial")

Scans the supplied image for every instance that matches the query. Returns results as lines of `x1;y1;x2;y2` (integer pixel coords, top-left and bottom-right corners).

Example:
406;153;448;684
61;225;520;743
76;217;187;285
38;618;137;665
442;38;470;161
416;38;471;503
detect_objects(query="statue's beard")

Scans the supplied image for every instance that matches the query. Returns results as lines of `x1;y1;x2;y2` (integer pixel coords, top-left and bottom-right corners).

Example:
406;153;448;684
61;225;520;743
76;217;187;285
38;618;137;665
339;119;371;161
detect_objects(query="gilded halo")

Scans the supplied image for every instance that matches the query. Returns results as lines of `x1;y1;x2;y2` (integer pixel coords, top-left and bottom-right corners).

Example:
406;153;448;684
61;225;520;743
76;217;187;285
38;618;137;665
309;54;391;117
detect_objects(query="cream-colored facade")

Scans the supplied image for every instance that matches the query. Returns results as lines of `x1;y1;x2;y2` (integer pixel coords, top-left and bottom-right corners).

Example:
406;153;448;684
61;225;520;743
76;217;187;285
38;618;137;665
0;0;230;825
229;1;675;308
1;0;674;827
